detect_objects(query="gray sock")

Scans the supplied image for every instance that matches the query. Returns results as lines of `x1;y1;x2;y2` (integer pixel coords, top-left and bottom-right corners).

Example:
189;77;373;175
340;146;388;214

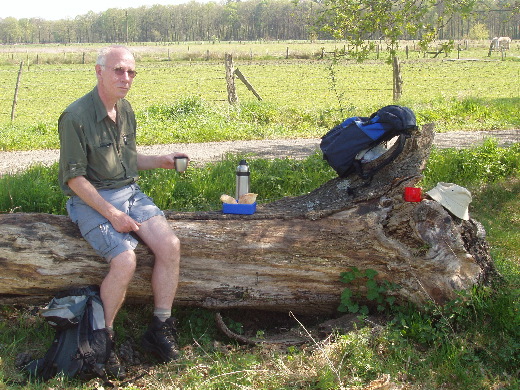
154;308;171;322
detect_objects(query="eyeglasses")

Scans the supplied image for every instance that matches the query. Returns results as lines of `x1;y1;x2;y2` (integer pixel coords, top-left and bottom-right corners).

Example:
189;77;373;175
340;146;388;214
112;67;137;78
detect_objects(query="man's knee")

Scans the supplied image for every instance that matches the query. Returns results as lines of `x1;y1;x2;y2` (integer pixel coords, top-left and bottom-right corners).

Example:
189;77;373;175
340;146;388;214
160;232;181;259
170;234;181;252
151;224;180;254
110;250;138;278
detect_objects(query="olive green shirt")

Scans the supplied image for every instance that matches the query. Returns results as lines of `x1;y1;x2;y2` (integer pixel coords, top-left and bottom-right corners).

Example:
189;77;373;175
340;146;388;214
58;86;138;196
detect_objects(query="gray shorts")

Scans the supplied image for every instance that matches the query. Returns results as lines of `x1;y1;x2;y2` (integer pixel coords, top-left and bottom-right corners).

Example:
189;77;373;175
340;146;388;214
66;183;164;262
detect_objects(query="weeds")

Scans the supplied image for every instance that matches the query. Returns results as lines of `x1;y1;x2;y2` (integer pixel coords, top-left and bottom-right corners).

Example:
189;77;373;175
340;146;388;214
338;268;399;315
420;138;520;189
0;141;518;389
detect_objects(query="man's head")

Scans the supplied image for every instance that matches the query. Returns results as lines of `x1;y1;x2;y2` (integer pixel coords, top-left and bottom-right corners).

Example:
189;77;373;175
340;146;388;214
95;46;136;104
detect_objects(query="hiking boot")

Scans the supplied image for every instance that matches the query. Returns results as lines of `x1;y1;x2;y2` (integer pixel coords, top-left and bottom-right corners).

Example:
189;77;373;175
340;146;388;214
105;328;126;380
141;316;180;362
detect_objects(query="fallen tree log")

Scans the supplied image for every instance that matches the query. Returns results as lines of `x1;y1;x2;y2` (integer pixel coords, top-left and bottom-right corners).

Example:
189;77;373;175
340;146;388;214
0;124;499;313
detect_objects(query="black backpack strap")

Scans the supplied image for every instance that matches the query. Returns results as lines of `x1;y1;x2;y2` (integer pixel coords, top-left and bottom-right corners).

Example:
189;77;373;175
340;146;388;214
353;133;410;179
77;297;111;384
24;332;62;380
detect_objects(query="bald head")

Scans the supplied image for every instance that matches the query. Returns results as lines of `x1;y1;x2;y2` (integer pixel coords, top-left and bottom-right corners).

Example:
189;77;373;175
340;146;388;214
96;45;134;67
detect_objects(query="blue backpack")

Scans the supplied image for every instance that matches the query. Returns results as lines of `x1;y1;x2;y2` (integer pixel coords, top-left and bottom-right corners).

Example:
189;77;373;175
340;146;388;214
320;105;417;179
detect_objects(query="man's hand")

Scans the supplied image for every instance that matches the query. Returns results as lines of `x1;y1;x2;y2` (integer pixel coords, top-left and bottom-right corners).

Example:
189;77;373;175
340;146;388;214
68;176;141;233
137;152;190;171
108;209;141;233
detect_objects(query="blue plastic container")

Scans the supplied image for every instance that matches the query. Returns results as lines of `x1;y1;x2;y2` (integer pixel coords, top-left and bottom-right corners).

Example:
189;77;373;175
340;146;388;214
222;202;257;215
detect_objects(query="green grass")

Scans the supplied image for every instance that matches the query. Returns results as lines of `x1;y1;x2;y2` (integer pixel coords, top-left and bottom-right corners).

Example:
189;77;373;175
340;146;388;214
0;41;519;389
1;41;519;151
0;141;518;389
0;151;336;215
421;139;520;189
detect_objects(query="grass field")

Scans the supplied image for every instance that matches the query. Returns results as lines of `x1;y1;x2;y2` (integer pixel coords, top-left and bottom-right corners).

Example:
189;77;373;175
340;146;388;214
0;41;519;151
0;142;518;390
0;41;519;390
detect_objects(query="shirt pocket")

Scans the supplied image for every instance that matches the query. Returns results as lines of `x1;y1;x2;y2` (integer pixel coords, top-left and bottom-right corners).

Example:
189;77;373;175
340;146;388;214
92;137;124;179
121;132;136;148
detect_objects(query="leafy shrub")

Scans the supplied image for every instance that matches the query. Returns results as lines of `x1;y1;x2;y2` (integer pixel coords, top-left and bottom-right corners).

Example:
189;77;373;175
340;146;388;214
338;267;399;315
0;164;66;214
421;139;520;189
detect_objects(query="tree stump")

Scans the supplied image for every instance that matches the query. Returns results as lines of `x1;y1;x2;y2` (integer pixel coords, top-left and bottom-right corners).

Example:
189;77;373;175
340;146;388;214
0;124;498;313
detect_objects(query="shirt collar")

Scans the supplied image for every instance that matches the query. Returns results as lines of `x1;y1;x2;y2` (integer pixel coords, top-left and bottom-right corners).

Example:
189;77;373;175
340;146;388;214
92;86;121;123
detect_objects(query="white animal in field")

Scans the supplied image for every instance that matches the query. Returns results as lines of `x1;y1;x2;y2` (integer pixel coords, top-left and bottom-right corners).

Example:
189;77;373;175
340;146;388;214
491;36;511;50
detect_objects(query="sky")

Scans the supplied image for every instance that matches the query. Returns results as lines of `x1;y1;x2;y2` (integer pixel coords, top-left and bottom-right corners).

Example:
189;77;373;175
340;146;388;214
2;0;207;21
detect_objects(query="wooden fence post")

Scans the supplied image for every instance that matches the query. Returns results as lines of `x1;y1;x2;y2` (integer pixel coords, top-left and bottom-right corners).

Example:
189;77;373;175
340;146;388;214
392;56;402;101
225;53;238;104
235;68;262;101
11;61;24;122
487;42;493;57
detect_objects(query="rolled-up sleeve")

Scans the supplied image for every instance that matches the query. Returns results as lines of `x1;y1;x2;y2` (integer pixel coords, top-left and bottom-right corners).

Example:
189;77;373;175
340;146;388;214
58;112;88;194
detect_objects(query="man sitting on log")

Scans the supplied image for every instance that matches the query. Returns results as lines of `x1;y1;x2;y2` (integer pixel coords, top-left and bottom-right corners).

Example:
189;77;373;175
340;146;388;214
58;45;189;376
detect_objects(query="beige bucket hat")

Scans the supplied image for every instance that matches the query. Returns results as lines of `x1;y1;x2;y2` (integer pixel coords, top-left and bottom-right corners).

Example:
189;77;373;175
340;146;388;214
426;182;472;220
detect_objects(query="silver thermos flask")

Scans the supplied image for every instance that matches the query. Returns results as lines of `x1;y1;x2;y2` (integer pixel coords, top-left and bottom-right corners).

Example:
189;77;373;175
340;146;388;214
235;159;250;200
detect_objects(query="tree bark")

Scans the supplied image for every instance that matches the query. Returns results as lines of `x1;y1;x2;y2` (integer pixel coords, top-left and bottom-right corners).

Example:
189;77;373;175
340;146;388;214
0;124;498;313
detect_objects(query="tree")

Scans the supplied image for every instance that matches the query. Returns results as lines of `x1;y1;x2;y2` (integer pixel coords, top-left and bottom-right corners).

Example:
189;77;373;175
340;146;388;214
0;17;22;44
0;125;500;312
17;18;37;43
467;22;490;39
320;0;478;61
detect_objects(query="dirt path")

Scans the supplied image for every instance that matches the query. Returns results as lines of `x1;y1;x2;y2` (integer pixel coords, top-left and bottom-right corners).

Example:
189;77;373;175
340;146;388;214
0;130;518;176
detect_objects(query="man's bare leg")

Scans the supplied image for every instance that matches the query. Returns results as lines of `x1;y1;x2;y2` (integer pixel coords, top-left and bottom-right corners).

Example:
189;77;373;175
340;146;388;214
136;215;180;311
100;250;137;327
136;215;181;362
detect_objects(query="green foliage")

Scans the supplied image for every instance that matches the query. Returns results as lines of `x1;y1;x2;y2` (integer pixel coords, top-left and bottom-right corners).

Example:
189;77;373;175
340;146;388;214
338;267;399;315
144;96;207;120
2;51;520;150
0;152;336;214
467;22;490;40
133;96;324;146
130;151;336;211
0;305;56;388
470;178;520;276
390;285;520;375
174;307;221;346
420;139;520;189
416;96;520;132
0;164;66;214
321;0;474;61
0;123;518;389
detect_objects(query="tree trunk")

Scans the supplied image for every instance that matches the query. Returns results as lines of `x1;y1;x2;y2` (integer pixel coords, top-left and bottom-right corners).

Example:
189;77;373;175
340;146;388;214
0;124;498;313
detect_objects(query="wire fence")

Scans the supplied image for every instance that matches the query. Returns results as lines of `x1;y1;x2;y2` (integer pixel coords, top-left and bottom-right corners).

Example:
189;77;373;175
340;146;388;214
0;60;391;125
1;43;518;127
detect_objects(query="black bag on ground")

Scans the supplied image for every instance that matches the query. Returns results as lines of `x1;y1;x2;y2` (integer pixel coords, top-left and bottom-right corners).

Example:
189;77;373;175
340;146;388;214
23;285;111;381
320;105;418;179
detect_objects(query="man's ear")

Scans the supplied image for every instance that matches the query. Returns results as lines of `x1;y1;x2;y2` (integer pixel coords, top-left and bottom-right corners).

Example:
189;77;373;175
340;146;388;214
95;64;103;77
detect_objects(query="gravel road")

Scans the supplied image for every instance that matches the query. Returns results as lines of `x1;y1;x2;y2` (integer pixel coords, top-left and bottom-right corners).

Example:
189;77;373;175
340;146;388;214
0;130;518;176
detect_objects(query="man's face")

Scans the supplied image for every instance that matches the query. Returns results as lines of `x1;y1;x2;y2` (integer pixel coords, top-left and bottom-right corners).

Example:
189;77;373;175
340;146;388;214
96;48;136;102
